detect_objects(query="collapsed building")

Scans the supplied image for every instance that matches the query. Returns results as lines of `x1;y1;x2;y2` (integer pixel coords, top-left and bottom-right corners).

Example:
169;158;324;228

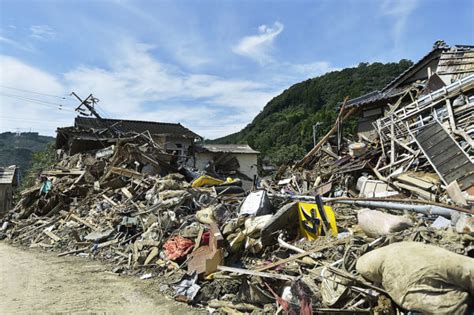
0;41;473;314
348;41;474;142
56;116;202;157
193;144;259;190
0;165;18;215
298;41;474;205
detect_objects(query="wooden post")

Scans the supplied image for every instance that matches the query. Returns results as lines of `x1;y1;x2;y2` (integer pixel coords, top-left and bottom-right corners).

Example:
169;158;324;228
390;116;395;167
296;97;352;168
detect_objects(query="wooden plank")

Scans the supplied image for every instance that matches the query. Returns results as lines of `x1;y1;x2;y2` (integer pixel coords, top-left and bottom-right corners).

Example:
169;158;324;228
69;214;99;231
431;150;463;166
43;230;61;242
424;142;458;159
97;238;119;248
121;187;133;199
437;156;470;174
395;173;436;190
102;195;117;206
42;169;85;176
58;247;88;257
217;265;296;281
414;121;474;186
421;131;450;148
459;173;474;190
110;167;144;180
445;165;474;184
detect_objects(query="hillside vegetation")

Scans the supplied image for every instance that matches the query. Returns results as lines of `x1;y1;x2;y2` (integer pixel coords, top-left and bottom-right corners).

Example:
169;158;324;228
213;60;413;164
0;132;54;177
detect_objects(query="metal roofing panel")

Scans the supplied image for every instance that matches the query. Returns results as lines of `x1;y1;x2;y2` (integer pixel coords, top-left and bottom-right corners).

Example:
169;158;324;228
201;144;260;154
0;165;17;185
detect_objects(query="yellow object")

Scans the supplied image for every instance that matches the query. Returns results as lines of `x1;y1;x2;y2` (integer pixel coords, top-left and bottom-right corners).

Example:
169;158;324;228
191;175;225;188
297;202;338;240
191;175;239;188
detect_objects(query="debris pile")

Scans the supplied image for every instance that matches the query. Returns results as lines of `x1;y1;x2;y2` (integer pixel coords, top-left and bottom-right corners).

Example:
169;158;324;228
1;44;474;314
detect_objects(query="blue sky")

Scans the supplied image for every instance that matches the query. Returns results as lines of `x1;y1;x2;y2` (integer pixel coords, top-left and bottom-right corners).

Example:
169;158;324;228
0;0;473;138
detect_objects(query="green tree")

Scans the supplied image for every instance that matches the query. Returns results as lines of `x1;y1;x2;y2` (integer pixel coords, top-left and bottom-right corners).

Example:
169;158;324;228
211;59;413;165
19;142;56;190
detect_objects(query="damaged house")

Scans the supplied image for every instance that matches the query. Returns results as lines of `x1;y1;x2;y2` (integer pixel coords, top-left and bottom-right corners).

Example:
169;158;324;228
0;165;19;215
346;41;474;142
55;116;260;185
2;41;474;315
331;41;474;203
193;144;259;190
56;117;202;157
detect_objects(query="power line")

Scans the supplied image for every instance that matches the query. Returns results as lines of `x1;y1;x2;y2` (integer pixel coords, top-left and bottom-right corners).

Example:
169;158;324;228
0;115;73;124
0;84;75;100
0;93;76;112
0;91;76;107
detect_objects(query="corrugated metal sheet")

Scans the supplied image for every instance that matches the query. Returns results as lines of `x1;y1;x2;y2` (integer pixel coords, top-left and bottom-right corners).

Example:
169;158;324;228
0;165;17;185
201;144;260;154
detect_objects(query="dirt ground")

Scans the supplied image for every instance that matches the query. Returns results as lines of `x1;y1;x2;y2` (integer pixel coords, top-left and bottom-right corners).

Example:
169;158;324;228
0;242;203;314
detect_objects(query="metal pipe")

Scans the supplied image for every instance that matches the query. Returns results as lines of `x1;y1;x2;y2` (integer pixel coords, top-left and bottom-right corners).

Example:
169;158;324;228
277;233;306;254
332;199;455;218
269;193;470;214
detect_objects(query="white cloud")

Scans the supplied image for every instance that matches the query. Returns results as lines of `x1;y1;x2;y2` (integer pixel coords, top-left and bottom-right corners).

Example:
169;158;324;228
64;42;278;138
0;36;35;52
288;61;337;78
0;38;335;139
0;55;76;134
30;25;57;40
233;21;284;65
111;1;211;69
380;0;419;46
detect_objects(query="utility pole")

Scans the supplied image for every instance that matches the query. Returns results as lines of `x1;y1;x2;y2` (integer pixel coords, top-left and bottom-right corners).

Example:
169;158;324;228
313;122;322;147
71;92;103;120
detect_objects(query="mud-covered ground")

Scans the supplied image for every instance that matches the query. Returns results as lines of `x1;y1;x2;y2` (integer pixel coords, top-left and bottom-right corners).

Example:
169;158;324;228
0;242;203;314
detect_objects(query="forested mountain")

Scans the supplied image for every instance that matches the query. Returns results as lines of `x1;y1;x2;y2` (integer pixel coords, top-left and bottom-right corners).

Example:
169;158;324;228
0;132;54;177
212;60;413;164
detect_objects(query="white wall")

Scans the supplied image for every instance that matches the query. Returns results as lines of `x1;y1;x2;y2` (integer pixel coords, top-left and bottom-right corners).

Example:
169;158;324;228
195;152;258;180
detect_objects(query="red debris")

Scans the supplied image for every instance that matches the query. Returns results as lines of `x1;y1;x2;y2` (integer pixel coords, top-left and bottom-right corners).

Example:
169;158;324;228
163;236;194;261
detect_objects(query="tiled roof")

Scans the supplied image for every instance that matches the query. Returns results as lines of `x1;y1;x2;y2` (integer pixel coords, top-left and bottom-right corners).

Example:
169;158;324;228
74;117;201;139
345;88;406;108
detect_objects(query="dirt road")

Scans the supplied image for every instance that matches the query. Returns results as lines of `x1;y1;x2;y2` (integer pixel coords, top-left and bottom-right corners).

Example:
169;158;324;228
0;242;201;314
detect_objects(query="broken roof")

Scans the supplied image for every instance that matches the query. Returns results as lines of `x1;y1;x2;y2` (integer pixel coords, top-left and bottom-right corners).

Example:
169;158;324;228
74;117;202;139
199;144;260;154
346;42;474;109
0;165;18;185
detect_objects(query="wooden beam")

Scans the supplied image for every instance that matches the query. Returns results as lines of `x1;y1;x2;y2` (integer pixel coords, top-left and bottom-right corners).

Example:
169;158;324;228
254;238;348;272
217;265;296;281
69;213;99;231
296;98;353;168
43;230;62;242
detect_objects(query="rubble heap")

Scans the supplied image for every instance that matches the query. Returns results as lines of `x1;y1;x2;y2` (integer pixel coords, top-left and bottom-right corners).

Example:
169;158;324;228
1;47;474;314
